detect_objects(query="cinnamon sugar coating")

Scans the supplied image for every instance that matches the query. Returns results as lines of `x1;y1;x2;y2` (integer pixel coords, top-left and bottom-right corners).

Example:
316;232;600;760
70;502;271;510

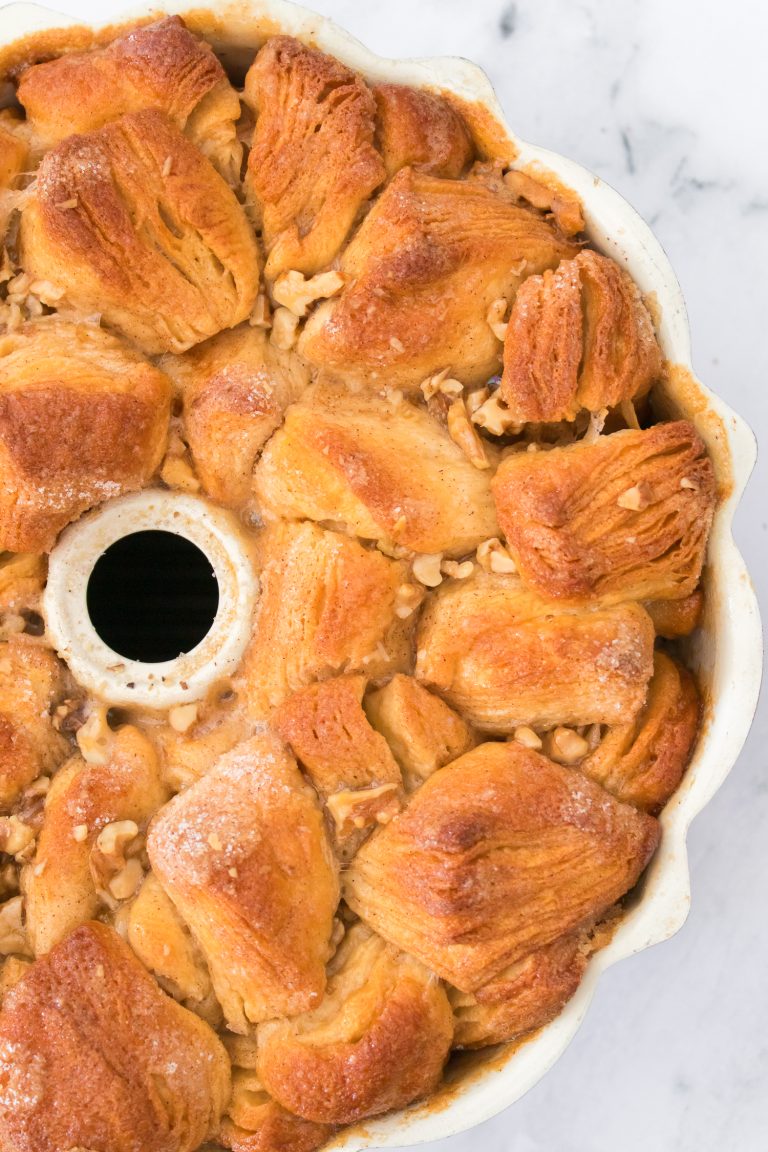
491;421;716;603
373;83;474;178
254;384;499;555
168;325;310;510
579;652;700;813
0;636;68;813
0;319;171;552
20;111;259;355
500;249;663;422
17;17;242;179
0;921;230;1152
147;733;339;1032
238;522;415;719
244;36;385;279
416;569;655;732
344;741;659;991
257;924;453;1125
300;167;578;389
450;934;587;1048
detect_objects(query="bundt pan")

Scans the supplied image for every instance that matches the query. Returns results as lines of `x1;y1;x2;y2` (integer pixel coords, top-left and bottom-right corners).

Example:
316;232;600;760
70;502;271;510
0;0;762;1148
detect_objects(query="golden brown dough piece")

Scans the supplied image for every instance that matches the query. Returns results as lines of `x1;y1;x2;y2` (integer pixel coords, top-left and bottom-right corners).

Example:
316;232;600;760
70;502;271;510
273;674;401;797
300;167;578;390
450;935;587;1048
167;325;310;509
21;110;259;355
0;921;230;1152
244;36;384;279
500;249;662;423
24;724;167;956
0;319;171;552
150;686;250;794
273;674;403;856
17;16;242;179
219;1036;331;1152
644;589;704;638
415;570;655;732
373;83;474;178
579;652;699;813
257;924;453;1125
254;385;499;555
238;522;416;719
147;733;339;1032
364;674;475;790
0;635;68;812
491;421;716;603
344;742;659;991
127;873;211;1004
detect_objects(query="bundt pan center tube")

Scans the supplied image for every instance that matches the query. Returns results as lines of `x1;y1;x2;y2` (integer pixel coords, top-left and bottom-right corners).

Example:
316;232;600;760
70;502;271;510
43;491;258;710
0;2;761;1150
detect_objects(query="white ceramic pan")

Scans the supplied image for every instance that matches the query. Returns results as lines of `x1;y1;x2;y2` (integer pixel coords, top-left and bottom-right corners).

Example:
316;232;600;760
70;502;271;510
0;1;761;1147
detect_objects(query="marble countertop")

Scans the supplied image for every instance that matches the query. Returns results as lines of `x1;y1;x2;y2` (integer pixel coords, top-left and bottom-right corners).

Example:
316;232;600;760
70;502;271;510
4;0;766;1148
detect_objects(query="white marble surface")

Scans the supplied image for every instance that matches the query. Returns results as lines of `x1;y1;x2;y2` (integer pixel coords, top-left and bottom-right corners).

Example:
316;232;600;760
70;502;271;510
5;0;767;1148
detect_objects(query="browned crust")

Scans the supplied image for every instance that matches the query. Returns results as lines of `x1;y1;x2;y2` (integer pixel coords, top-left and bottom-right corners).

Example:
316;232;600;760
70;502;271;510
237;522;415;719
491;421;716;603
300;167;578;389
0;921;231;1152
500;249;663;423
257;926;453;1125
147;733;340;1031
373;83;474;179
578;651;700;813
344;741;659;992
415;570;655;732
20;110;259;355
364;674;475;790
450;935;587;1048
244;35;385;279
644;589;704;638
16;16;237;159
0;320;171;552
273;674;402;797
0;635;68;812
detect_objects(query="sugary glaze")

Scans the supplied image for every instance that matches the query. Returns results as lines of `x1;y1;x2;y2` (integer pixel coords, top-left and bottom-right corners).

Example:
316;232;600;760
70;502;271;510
0;15;717;1152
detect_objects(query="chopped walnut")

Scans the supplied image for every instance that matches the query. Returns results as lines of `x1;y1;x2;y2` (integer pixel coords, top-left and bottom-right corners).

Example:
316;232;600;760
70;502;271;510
72;823;89;843
471;393;519;437
161;453;200;493
544;727;590;765
52;697;88;734
90;820;143;904
466;387;490;416
441;559;474;580
168;703;199;734
412;552;444;588
0;816;35;859
582;406;609;444
512;726;542;750
476;537;517;574
0;897;29;957
486;297;509;342
272;269;345;317
394;583;425;619
617;480;653;512
76;706;113;766
270;306;300;350
326;783;401;839
249;291;272;328
420;369;464;402
447;397;491;470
